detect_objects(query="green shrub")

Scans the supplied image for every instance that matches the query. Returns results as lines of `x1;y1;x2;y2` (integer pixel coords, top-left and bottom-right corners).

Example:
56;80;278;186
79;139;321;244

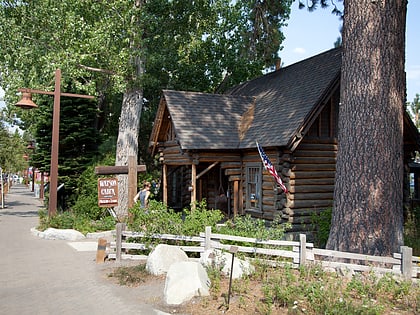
37;208;115;235
181;199;225;236
311;208;332;248
404;206;420;256
128;199;184;235
128;199;224;236
217;214;290;241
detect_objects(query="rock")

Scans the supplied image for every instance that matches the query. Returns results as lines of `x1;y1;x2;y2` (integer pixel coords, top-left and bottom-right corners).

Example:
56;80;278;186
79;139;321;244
200;249;254;279
146;244;189;276
164;261;210;305
86;230;114;240
33;228;86;241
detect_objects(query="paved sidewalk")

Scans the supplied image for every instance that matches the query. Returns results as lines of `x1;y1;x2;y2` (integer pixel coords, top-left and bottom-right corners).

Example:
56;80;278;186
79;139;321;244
0;184;166;315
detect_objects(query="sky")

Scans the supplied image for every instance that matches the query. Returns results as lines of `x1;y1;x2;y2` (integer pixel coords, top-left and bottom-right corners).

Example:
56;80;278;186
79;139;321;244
280;1;420;103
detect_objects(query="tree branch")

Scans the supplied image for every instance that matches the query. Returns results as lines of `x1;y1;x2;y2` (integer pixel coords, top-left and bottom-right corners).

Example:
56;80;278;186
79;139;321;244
78;64;117;75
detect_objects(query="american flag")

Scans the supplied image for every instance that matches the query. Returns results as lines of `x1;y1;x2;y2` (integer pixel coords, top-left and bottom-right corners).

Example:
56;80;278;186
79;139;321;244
257;142;288;193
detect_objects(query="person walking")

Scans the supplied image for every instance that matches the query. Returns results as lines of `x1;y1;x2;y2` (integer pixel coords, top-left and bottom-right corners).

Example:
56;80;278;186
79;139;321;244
134;181;151;208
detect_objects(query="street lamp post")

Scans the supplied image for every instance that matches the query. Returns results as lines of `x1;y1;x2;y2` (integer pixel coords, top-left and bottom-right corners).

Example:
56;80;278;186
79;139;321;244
16;69;94;217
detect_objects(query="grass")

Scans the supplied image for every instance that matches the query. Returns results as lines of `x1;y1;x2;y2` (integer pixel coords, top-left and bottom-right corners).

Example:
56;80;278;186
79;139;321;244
107;259;420;314
107;263;149;286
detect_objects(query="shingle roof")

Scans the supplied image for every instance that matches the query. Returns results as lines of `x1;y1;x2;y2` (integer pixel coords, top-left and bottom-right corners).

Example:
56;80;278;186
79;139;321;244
160;47;342;150
162;90;256;150
228;47;342;148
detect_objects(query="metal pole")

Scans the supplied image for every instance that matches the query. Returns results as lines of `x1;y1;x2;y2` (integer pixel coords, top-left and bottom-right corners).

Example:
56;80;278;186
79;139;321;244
227;245;238;308
16;70;94;216
227;252;235;307
48;69;61;217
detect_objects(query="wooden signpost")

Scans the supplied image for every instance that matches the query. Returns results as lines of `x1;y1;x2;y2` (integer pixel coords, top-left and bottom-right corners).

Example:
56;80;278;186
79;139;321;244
95;156;146;263
95;156;146;210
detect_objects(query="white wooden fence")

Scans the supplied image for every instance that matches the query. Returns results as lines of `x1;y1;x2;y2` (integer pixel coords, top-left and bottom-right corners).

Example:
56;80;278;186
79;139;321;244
108;223;420;281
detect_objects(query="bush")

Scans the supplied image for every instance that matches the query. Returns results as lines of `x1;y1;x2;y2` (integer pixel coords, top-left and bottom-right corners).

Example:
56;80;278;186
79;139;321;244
311;208;332;248
128;199;224;236
128;199;184;235
181;199;225;236
217;214;290;241
404;206;420;256
37;208;115;235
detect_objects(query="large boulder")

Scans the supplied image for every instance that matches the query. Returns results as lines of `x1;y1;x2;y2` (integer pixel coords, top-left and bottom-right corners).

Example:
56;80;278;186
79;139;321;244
164;261;210;305
146;244;189;276
32;227;86;241
200;249;254;279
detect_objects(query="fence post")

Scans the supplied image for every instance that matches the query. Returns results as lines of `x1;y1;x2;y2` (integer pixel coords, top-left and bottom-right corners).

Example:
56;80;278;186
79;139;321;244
205;226;211;251
116;222;126;262
299;234;307;266
401;246;412;280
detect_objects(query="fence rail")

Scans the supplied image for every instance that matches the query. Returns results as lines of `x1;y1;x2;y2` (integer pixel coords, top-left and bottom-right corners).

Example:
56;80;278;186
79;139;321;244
108;223;420;281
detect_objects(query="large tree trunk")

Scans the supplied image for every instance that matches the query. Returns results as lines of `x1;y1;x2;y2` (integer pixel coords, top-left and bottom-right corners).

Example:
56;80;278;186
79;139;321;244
327;1;407;256
114;0;145;219
114;90;143;219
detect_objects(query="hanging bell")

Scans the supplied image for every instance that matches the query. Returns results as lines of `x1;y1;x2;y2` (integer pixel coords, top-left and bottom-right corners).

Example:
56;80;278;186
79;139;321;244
16;92;38;109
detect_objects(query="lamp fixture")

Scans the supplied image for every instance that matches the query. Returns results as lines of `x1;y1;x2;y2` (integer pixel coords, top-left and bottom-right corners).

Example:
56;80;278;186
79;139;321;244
16;92;38;109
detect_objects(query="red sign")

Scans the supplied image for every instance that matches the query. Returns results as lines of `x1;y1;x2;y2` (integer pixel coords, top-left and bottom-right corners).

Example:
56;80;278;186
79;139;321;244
98;177;118;207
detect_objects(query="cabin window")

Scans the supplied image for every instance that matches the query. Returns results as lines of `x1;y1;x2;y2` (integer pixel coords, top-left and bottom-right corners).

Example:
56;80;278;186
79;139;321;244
245;163;262;211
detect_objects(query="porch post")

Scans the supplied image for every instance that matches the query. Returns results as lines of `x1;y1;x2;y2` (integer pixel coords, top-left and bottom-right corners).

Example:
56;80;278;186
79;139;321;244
162;164;167;205
191;163;196;210
233;180;239;216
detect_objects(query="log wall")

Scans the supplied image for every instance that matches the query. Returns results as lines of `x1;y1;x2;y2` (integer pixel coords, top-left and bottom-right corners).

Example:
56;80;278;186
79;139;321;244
284;139;337;233
158;137;337;236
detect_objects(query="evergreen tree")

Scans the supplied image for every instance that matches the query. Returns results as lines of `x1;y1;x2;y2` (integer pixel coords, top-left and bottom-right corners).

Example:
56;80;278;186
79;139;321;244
31;90;100;208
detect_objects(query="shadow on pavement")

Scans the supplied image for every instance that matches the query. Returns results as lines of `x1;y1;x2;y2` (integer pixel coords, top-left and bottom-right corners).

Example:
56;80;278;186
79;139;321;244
0;210;39;217
4;199;43;208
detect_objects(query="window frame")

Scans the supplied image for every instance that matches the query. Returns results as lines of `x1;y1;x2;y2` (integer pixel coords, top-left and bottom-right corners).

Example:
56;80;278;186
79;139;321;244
245;162;262;212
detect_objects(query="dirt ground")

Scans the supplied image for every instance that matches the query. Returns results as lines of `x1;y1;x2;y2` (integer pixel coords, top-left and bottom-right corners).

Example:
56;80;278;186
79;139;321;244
100;260;279;315
100;260;418;315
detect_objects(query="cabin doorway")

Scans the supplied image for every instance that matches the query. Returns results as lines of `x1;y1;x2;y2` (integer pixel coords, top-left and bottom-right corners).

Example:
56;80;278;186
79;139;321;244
197;164;229;214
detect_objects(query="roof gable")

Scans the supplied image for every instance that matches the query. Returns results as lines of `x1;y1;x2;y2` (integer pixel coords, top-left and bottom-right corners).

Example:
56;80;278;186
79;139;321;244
162;90;255;150
152;47;342;151
228;47;342;148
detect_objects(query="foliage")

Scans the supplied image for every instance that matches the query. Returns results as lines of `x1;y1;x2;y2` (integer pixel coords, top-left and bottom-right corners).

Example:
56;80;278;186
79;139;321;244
0;0;294;150
128;199;183;235
128;199;224;237
37;208;115;235
181;200;225;236
407;94;420;128
37;152;117;233
404;206;420;256
128;200;290;242
30;90;101;208
107;264;148;286
108;259;420;314
257;264;419;314
217;214;291;241
69;153;115;218
0;1;294;214
311;208;332;248
0;126;27;173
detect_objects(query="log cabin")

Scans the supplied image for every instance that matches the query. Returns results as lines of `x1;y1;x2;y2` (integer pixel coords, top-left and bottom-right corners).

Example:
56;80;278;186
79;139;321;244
149;47;420;237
